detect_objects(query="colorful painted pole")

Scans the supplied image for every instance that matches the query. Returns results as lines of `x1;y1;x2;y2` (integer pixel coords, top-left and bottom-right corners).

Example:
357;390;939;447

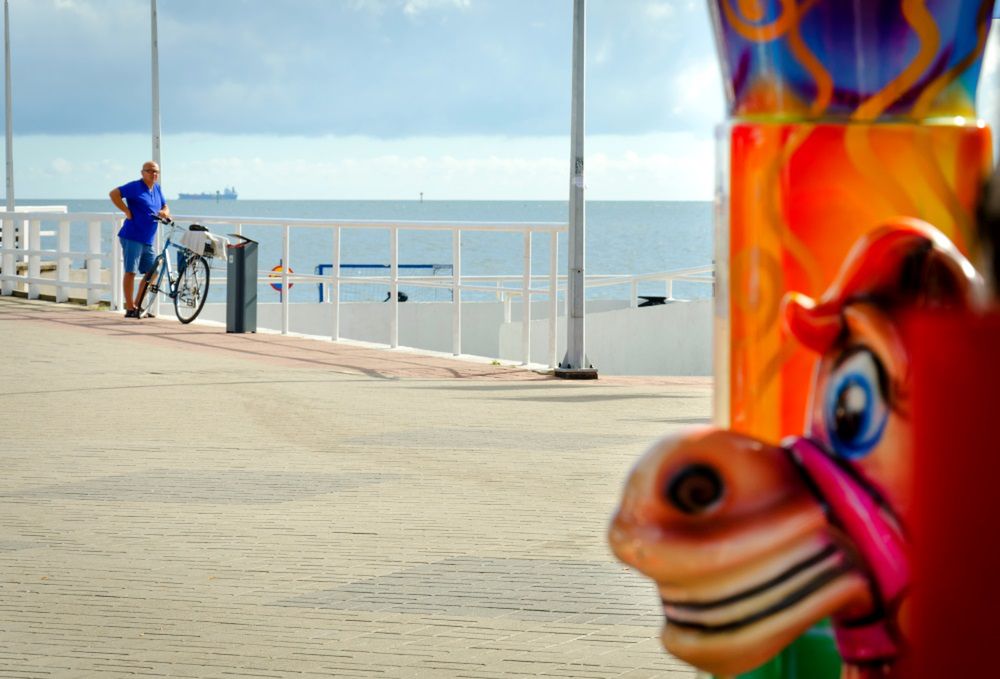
708;1;996;677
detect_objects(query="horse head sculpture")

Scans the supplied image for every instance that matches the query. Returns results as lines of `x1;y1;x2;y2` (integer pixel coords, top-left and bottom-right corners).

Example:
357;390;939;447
609;218;981;678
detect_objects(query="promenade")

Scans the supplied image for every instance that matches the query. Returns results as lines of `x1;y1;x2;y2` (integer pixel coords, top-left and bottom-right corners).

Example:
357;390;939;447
0;297;709;679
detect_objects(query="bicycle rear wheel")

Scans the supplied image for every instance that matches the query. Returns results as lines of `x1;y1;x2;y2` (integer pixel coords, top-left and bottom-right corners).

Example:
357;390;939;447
136;254;165;317
174;254;210;324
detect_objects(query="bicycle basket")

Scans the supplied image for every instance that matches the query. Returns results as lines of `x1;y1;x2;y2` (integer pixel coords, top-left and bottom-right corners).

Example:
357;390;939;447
180;227;222;258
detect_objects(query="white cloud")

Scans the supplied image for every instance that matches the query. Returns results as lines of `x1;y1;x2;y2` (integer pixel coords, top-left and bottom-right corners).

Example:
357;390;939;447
51;158;73;175
644;2;676;21
593;41;612;66
350;0;472;13
671;58;725;120
403;0;471;16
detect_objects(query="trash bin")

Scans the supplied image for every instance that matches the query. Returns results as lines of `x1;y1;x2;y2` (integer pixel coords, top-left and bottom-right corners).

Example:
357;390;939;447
226;235;258;333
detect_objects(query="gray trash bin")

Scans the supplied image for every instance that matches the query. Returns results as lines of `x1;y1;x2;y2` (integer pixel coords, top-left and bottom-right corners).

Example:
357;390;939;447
226;235;258;333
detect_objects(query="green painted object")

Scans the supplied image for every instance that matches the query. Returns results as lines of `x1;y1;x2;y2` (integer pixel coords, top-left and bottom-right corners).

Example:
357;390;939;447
728;621;841;679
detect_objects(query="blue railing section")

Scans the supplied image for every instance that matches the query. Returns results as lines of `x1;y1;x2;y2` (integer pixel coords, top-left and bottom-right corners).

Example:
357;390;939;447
315;263;454;302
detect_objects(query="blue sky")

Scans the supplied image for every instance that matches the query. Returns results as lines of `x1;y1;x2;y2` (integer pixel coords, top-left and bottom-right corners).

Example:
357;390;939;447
3;0;723;200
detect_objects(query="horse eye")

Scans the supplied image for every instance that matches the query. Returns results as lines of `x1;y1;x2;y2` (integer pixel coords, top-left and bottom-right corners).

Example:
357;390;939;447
824;349;888;459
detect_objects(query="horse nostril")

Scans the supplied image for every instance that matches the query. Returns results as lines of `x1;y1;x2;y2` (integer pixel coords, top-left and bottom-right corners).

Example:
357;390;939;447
665;464;724;514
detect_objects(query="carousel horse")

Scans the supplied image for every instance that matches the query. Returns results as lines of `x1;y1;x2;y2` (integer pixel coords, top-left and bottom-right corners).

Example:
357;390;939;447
608;218;981;678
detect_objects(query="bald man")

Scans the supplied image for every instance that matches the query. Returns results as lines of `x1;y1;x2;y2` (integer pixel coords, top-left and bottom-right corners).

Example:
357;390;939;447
110;161;170;317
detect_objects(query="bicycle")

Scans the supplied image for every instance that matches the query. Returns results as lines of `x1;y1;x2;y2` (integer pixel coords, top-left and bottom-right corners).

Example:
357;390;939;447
134;216;214;324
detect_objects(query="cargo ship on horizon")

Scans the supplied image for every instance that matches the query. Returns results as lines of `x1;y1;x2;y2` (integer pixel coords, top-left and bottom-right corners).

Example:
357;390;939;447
177;187;238;201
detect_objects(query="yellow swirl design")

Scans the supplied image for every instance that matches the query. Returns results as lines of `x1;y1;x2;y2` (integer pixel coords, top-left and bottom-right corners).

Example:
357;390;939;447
722;0;818;42
853;0;940;120
786;17;832;116
911;0;992;118
736;0;766;22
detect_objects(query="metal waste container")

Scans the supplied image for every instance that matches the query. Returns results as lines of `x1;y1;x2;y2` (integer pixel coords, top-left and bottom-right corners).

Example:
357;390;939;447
226;235;258;333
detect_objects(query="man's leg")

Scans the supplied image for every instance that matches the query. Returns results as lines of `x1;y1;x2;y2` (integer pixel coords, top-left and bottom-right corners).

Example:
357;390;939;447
123;272;136;310
120;237;141;314
134;243;156;317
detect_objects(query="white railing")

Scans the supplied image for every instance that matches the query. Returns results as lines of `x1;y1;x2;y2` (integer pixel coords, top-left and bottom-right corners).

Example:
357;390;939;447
169;214;566;367
0;209;714;370
0;210;122;306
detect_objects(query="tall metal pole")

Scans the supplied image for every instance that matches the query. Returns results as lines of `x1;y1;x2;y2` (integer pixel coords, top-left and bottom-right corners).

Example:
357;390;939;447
150;0;161;165
150;0;162;317
555;0;596;378
4;0;14;213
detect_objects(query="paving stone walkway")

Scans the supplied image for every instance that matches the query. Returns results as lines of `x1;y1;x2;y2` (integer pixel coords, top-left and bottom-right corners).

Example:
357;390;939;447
0;297;709;679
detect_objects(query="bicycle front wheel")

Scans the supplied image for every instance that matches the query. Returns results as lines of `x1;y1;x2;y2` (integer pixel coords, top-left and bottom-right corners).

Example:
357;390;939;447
174;255;210;324
136;254;165;317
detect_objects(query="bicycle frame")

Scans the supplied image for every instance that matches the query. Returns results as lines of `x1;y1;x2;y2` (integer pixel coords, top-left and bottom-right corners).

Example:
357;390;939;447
144;222;192;301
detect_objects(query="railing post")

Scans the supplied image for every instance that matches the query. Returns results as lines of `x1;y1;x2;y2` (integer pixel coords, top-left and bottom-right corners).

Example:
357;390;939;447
27;219;40;299
56;220;70;303
152;218;162;317
282;224;290;335
521;230;531;365
331;226;340;340
666;279;674;301
17;217;27;264
390;226;398;348
631;280;639;308
111;219;123;310
549;231;558;369
503;293;512;322
87;221;101;306
0;214;11;295
452;227;461;356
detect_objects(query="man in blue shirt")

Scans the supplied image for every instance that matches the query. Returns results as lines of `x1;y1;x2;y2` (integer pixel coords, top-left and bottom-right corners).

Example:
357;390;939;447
109;161;170;317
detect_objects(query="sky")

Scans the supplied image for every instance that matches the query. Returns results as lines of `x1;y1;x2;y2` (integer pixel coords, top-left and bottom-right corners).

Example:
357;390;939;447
1;0;724;201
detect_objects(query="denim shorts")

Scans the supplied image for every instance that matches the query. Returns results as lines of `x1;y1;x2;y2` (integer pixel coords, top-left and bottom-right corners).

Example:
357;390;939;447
120;237;155;274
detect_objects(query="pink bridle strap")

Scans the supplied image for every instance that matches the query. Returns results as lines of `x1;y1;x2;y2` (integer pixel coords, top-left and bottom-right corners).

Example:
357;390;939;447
785;437;908;662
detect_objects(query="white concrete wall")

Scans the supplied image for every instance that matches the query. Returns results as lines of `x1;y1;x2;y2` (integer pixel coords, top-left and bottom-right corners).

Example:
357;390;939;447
497;299;712;375
199;298;713;376
200;301;507;356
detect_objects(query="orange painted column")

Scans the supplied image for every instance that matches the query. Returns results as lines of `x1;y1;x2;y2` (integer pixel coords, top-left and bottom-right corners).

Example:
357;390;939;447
710;0;993;439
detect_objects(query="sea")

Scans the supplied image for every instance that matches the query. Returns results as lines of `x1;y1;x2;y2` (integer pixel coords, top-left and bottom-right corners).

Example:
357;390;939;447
46;199;714;303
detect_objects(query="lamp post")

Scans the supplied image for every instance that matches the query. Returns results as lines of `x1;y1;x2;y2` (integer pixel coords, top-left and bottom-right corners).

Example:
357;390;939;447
4;0;13;213
151;0;160;165
555;0;597;379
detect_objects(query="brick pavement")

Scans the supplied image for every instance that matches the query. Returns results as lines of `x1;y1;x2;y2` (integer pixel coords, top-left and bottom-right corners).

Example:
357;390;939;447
0;297;709;679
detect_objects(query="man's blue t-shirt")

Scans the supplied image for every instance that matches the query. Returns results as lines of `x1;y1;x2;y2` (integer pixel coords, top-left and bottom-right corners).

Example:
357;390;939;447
117;179;167;245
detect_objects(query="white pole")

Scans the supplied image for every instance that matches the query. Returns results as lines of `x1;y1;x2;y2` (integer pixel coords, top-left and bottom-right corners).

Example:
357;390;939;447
556;0;596;378
150;0;163;317
521;230;531;365
451;227;461;355
150;0;161;165
4;0;13;214
87;221;101;306
390;226;398;348
26;218;38;299
281;224;290;334
331;226;340;340
56;220;69;303
548;232;558;369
